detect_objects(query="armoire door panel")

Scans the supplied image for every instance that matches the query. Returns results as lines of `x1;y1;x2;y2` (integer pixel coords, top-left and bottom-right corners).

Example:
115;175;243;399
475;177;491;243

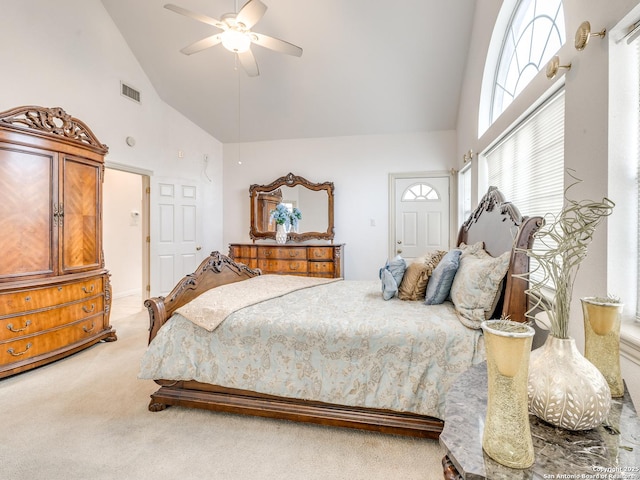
61;157;101;273
0;146;55;279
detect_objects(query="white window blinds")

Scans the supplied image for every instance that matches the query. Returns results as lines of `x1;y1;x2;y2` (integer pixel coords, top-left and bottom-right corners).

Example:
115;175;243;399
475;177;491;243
458;164;472;226
485;89;565;220
635;38;640;321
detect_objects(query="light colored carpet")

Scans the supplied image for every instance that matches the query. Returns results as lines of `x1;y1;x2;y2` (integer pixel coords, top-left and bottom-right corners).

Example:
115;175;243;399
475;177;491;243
0;296;446;480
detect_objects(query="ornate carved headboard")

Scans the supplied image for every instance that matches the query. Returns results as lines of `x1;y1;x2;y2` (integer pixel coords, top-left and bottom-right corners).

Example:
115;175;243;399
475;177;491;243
457;187;543;322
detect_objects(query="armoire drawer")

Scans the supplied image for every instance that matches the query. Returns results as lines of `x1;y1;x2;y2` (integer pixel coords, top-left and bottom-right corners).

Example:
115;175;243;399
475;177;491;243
257;259;308;274
0;277;104;316
0;316;104;365
0;297;104;341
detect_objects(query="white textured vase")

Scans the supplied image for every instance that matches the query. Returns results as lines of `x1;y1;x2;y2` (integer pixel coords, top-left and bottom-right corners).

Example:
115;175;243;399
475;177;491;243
275;224;287;244
528;335;611;430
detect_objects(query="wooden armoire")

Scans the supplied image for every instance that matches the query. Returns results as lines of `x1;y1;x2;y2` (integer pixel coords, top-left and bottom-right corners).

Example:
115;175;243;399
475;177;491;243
0;105;116;379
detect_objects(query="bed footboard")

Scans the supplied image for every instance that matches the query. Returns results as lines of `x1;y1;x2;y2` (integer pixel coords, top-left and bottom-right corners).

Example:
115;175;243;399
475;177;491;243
144;252;261;343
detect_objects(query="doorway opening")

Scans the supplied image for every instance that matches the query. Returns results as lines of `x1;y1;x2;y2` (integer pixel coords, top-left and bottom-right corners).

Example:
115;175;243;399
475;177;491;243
103;165;151;302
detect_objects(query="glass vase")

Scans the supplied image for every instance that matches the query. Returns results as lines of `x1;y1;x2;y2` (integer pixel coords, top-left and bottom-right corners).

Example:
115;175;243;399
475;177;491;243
481;319;535;469
275;224;287;244
581;297;624;397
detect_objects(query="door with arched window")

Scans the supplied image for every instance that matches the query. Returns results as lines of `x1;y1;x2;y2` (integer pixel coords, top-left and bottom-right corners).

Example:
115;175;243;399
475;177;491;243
390;175;450;261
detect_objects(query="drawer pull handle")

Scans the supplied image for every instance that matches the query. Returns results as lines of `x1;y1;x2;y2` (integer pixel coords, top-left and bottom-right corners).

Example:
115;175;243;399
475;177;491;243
289;264;299;271
8;343;32;356
83;322;96;333
314;251;324;258
82;304;96;313
7;320;32;333
82;285;95;294
289;251;299;258
264;251;271;257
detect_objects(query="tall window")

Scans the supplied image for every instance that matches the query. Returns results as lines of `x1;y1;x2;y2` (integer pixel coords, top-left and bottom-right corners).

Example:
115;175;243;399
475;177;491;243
485;90;565;288
490;0;565;126
633;38;640;321
485;90;565;219
458;164;472;226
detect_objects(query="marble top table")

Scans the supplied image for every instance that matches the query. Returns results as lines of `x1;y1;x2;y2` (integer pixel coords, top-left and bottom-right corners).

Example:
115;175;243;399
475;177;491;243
440;362;640;479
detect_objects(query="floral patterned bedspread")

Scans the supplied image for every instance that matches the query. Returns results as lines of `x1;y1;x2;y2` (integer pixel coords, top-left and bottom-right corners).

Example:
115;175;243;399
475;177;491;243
138;279;485;419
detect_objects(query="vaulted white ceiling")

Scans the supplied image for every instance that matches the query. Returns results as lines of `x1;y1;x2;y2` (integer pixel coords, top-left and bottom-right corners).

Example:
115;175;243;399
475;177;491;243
101;0;476;143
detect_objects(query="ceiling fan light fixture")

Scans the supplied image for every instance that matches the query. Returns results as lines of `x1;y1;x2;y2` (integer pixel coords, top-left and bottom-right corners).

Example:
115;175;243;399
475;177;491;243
221;29;251;53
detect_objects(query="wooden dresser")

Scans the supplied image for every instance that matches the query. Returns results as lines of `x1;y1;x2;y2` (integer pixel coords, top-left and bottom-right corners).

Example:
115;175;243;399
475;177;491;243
0;106;116;379
229;244;344;278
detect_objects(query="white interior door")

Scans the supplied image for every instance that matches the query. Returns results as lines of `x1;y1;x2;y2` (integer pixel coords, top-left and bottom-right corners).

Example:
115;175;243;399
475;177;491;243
392;175;450;262
150;177;203;296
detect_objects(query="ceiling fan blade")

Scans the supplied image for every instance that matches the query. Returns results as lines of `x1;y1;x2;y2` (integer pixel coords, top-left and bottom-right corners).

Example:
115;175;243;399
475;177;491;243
180;34;223;55
236;0;267;29
251;33;303;57
237;50;259;77
164;4;225;30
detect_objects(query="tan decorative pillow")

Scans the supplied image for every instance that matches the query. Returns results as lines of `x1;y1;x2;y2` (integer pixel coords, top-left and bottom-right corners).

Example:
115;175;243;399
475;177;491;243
398;250;446;301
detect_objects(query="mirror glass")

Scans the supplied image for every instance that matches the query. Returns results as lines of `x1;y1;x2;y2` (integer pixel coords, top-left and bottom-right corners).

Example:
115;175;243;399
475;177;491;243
250;173;334;242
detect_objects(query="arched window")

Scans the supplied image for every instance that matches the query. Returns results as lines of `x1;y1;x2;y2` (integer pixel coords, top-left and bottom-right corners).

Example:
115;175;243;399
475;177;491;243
483;0;565;131
401;183;440;201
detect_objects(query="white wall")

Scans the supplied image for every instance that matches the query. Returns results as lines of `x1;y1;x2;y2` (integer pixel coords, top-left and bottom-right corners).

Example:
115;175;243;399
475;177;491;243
223;131;456;280
0;0;226;297
455;0;640;405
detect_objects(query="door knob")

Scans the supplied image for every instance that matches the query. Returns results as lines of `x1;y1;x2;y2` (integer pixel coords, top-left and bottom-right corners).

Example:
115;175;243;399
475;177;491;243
397;240;402;244
196;246;202;251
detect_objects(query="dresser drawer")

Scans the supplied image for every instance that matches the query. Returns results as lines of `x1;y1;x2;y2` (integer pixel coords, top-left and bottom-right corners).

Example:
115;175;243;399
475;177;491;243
258;247;307;260
308;247;335;260
0;297;104;341
308;261;335;276
257;259;308;275
0;277;104;316
234;258;259;270
0;316;104;365
230;245;257;259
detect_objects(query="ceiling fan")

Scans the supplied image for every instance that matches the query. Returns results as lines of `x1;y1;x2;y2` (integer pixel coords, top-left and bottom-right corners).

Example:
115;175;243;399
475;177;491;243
164;0;303;77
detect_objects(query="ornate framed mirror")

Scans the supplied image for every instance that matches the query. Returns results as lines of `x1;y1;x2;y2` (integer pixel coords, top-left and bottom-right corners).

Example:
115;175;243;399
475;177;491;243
250;173;335;242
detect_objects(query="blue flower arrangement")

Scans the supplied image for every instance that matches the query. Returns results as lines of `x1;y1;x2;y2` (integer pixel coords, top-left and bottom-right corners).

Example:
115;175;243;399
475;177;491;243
290;207;302;230
270;203;302;230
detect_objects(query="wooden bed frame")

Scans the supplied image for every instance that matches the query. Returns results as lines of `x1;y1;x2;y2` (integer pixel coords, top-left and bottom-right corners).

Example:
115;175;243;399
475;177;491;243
143;187;542;439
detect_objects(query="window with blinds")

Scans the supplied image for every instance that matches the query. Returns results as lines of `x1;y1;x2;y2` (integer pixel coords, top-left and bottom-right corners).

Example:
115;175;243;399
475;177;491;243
485;89;565;220
484;89;565;287
634;38;640;322
458;164;472;226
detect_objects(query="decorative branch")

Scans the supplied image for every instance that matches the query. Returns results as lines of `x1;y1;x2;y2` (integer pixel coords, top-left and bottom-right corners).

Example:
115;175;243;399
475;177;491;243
515;171;615;339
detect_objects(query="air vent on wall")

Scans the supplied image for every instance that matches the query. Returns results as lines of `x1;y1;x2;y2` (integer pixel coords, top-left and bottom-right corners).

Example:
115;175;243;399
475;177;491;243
120;82;141;104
